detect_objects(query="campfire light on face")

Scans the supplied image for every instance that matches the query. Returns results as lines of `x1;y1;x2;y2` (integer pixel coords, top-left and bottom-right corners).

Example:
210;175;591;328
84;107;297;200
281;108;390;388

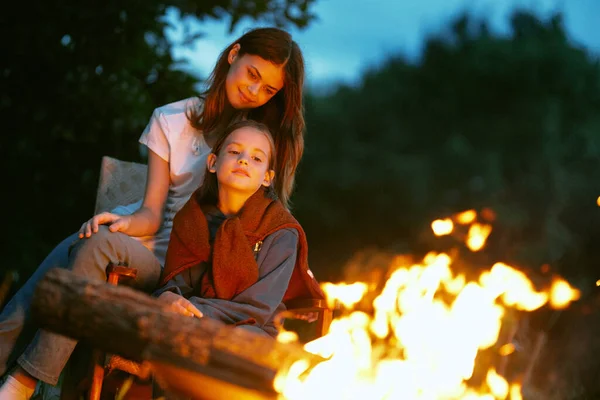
274;210;580;400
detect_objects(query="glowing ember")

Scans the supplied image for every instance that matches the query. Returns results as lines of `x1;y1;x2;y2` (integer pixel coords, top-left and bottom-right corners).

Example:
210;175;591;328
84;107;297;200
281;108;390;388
275;212;581;400
549;278;581;309
431;218;454;236
466;223;492;252
498;343;515;356
597;196;600;207
456;210;477;225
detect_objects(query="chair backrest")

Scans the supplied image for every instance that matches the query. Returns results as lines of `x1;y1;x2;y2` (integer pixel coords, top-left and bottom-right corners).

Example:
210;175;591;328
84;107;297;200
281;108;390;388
94;156;148;214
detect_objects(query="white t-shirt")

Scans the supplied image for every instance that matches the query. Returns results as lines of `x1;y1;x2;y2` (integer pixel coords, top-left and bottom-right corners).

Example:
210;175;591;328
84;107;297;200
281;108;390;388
112;97;211;267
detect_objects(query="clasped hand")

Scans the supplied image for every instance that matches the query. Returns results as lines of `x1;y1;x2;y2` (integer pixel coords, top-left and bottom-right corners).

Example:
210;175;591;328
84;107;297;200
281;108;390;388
158;291;203;318
78;212;132;238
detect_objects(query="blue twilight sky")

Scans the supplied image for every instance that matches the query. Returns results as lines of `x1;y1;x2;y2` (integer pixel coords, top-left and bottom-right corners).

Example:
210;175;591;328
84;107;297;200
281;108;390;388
166;0;600;91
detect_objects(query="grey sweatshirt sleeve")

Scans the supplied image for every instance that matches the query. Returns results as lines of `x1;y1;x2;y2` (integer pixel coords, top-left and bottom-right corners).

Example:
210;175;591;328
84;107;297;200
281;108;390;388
152;275;189;298
187;228;299;331
152;265;202;298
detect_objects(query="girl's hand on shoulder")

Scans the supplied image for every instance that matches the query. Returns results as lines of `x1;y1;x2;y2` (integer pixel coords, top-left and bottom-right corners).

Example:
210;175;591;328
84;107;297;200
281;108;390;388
158;291;203;318
78;212;132;238
106;214;133;234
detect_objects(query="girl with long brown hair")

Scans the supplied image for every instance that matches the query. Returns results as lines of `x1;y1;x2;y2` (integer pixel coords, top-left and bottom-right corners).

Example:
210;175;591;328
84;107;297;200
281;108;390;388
156;120;323;338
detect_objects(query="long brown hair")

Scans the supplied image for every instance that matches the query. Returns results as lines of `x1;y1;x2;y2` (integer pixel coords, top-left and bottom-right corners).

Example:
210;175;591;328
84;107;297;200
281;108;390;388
187;27;305;209
196;120;278;207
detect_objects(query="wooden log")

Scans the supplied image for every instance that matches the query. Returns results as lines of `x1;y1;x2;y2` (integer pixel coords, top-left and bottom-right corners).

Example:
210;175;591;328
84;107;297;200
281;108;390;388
31;268;323;399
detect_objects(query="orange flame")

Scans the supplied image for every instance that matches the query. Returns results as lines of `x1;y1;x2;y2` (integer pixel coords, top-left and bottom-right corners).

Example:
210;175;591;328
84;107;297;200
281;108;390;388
486;368;509;399
510;384;523;400
431;218;454;236
466;223;492;252
456;210;477;225
549;278;580;309
321;282;368;309
275;212;580;400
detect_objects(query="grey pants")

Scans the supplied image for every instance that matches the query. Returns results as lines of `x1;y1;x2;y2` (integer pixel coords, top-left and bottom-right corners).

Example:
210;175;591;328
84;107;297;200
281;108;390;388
0;226;161;385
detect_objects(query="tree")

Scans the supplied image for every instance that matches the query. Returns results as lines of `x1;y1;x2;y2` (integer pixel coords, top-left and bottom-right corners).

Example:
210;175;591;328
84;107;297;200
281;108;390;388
295;11;600;288
0;0;316;282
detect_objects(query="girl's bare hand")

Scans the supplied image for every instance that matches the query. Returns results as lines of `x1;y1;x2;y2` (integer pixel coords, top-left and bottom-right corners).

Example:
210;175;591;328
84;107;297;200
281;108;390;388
158;291;203;318
78;212;132;238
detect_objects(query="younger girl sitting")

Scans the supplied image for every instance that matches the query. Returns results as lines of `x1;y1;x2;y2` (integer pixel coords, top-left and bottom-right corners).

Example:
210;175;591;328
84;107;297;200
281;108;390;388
155;120;324;337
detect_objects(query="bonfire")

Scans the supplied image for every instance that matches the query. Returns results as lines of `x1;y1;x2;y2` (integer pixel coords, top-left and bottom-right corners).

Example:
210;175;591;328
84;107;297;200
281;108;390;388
274;209;580;400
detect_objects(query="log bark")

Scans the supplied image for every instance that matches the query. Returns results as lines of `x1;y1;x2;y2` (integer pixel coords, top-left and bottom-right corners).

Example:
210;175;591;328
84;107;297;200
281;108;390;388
31;268;323;398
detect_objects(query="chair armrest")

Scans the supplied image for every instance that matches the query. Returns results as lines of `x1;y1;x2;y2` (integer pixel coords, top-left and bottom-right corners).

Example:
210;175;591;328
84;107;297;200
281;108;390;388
106;355;151;380
275;298;338;337
106;263;137;285
284;298;330;311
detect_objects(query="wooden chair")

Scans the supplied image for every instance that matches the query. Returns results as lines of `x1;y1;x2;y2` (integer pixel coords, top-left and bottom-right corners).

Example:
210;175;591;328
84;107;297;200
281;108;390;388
79;156;335;400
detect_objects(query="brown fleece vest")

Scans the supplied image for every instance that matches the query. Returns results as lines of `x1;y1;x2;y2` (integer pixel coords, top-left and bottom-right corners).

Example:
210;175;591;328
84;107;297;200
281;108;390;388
161;188;324;302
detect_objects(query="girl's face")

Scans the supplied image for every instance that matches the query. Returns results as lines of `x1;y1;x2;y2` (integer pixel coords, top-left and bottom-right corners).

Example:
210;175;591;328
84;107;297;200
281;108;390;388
207;127;275;195
225;44;285;110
